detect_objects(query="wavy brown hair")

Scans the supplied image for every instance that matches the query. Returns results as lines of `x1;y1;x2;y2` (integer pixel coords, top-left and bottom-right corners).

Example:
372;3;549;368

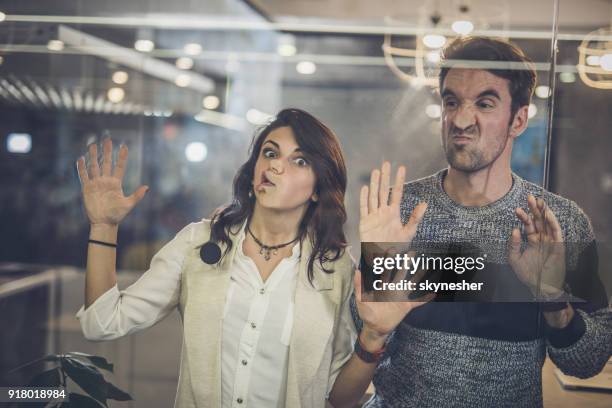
210;108;347;282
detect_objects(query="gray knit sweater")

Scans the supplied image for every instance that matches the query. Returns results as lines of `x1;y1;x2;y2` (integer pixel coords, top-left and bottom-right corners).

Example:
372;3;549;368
352;169;612;408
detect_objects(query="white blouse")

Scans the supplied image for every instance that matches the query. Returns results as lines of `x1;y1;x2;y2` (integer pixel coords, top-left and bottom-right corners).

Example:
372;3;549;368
76;223;303;408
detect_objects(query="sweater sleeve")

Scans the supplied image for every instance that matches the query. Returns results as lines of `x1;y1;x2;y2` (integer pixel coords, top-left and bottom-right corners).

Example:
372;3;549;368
546;209;612;378
76;223;195;341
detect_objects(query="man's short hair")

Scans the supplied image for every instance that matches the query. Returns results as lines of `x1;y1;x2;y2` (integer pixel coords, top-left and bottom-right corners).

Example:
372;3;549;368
439;36;537;119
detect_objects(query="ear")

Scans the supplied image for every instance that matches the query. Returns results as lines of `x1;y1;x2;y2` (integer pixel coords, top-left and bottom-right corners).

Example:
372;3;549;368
509;105;529;139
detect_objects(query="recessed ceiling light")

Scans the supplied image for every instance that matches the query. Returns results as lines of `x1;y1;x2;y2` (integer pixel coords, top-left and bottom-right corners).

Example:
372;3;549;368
535;85;551;99
184;43;202;56
559;72;576;83
425;104;441;119
296;61;316;75
175;74;191;87
107;87;125;103
176;57;194;70
0;12;6;23
202;95;220;110
7;133;32;153
47;40;64;51
134;39;154;52
112;71;129;85
185;142;208;162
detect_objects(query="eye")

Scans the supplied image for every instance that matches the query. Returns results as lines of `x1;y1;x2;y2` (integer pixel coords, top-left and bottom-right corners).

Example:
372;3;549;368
293;157;309;167
477;99;495;109
262;148;277;158
443;98;458;109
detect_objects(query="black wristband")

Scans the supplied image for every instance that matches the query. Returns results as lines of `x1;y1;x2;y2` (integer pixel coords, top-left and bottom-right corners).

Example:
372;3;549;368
354;336;385;364
88;239;117;248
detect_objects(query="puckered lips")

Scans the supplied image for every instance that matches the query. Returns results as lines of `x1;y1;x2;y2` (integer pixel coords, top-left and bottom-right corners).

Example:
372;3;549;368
451;133;475;145
256;171;276;191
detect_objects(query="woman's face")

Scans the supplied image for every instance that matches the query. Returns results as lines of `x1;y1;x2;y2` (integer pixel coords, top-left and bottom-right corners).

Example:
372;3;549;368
252;126;317;212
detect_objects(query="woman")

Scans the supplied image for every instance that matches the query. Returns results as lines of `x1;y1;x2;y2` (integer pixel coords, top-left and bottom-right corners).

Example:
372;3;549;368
76;108;428;407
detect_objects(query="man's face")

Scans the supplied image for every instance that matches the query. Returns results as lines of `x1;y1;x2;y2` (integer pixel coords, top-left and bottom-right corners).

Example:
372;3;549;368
440;68;516;173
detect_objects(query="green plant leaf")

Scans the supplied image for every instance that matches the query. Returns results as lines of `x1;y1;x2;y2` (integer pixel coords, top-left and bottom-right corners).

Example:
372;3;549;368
28;367;61;387
61;357;108;407
66;353;114;373
106;381;132;401
68;393;104;407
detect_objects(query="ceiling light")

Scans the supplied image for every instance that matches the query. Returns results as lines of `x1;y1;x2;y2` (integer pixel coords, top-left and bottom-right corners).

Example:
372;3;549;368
202;95;220;110
296;61;316;75
535;85;551;99
423;34;446;49
559;72;576;83
425;104;441;119
600;54;612;71
7;133;32;154
112;71;129;84
586;55;600;66
176;57;194;70
185;142;208;162
184;43;202;56
246;109;273;125
277;34;297;56
0;12;6;23
107;87;125;103
47;40;65;51
278;44;297;57
134;39;154;52
528;104;537;119
451;20;474;35
175;74;191;87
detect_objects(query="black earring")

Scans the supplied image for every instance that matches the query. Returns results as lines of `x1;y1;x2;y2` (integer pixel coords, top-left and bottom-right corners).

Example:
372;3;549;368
200;241;222;264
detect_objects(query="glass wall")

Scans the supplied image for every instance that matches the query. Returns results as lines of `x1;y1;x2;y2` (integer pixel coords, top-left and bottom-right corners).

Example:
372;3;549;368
1;1;610;407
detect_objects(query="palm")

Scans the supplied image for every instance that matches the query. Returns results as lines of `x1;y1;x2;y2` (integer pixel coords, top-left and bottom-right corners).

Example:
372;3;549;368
359;163;427;244
77;139;148;226
354;269;431;336
508;195;566;297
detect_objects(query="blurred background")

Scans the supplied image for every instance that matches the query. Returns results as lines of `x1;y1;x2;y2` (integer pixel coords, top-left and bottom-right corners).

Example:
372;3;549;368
0;0;610;406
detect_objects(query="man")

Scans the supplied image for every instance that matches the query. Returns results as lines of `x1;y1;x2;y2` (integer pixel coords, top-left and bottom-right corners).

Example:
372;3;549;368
349;37;612;407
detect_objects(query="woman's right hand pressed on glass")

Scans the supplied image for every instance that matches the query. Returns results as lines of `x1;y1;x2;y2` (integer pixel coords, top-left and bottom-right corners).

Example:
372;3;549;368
76;138;148;226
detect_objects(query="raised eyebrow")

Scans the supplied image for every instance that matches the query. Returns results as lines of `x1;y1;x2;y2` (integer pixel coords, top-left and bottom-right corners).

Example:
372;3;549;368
440;89;456;99
263;140;280;148
263;140;303;154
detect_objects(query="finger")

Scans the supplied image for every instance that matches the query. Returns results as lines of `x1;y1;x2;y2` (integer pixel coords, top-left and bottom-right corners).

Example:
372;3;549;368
369;168;380;211
127;185;149;207
528;195;545;235
360;185;369;219
88;143;100;178
515;207;537;239
507;228;522;262
539;199;552;240
101;138;113;177
379;161;391;207
113;144;129;180
390;165;406;207
76;156;90;186
543;205;563;242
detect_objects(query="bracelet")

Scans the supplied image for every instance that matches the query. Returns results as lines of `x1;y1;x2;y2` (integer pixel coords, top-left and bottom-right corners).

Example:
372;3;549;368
354;335;386;364
88;239;117;248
